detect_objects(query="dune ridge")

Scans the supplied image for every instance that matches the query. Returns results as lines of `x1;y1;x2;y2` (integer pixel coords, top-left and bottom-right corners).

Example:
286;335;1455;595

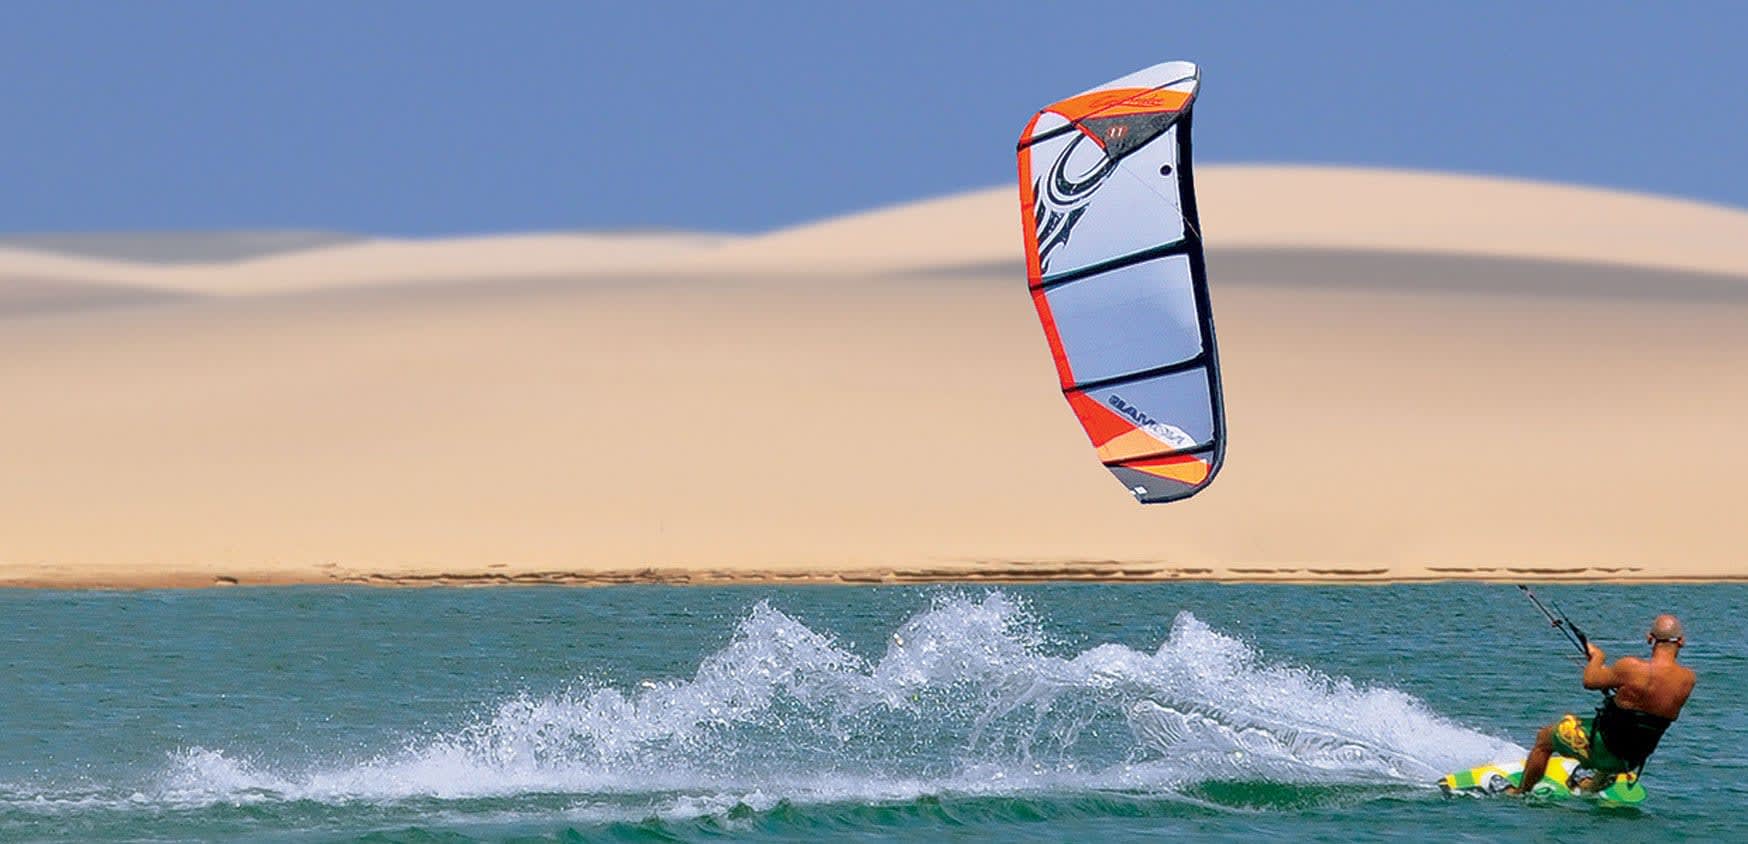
2;166;1745;588
7;166;1748;303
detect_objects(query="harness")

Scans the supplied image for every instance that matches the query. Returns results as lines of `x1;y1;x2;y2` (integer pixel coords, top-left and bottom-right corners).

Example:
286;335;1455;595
1593;695;1674;772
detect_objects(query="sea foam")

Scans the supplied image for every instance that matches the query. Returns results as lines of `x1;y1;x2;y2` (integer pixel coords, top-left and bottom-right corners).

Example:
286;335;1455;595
134;592;1516;811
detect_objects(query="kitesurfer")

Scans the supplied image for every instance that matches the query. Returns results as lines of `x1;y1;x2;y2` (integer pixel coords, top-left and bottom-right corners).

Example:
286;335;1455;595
1506;614;1695;794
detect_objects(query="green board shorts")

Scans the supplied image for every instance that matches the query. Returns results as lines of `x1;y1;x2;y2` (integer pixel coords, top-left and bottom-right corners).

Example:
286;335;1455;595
1552;712;1629;774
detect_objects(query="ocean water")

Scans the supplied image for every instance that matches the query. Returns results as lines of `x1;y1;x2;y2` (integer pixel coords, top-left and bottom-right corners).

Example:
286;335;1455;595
1;584;1741;842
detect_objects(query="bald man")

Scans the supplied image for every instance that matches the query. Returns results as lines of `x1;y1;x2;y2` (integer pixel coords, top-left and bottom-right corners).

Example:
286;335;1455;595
1508;614;1696;794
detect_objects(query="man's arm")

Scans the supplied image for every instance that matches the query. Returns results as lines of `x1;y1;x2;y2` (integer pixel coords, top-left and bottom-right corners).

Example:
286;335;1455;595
1581;643;1633;690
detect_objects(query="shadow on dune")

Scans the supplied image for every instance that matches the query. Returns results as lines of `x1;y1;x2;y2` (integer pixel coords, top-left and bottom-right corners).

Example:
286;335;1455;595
0;277;197;318
0;231;366;264
913;248;1748;304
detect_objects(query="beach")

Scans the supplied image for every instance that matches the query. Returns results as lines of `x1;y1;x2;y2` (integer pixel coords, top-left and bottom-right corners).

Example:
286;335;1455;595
4;166;1746;588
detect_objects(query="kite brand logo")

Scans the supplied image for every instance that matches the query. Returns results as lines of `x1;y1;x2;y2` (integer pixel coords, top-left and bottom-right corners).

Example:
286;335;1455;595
1034;132;1117;273
1107;393;1197;450
1107;394;1156;428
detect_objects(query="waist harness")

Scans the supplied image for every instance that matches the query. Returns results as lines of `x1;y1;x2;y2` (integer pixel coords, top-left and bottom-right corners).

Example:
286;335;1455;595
1594;696;1674;771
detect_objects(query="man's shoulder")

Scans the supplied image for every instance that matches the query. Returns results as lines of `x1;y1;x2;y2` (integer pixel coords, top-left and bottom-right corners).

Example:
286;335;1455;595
1610;655;1654;681
1656;658;1697;681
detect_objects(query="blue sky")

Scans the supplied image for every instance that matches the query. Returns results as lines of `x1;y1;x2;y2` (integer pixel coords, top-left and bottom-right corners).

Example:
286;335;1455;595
4;2;1744;235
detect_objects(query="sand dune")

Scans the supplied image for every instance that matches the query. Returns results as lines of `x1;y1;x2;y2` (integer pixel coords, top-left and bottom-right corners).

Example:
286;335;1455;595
2;167;1745;587
8;166;1748;302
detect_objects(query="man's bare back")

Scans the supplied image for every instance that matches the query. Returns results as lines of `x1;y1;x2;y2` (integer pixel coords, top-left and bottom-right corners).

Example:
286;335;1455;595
1593;651;1695;721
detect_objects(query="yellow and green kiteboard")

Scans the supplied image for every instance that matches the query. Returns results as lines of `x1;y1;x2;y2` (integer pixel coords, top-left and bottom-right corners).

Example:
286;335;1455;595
1438;755;1646;806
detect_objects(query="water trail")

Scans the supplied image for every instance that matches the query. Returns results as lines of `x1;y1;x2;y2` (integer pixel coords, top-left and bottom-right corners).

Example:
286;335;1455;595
14;592;1519;815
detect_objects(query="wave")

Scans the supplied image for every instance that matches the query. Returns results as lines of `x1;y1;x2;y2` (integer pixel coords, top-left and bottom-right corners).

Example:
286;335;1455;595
4;592;1518;821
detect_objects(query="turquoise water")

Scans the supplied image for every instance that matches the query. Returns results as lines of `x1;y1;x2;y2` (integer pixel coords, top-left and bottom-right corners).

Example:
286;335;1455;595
2;584;1741;842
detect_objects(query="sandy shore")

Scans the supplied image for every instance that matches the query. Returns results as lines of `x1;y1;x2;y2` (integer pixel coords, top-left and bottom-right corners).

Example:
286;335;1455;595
3;166;1745;588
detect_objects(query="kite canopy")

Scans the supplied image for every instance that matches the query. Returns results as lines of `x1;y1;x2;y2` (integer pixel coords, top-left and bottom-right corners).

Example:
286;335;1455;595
1015;61;1224;503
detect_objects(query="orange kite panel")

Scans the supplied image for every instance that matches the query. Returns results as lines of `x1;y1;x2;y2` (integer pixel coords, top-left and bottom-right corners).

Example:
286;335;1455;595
1126;455;1212;486
1046;88;1191;123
